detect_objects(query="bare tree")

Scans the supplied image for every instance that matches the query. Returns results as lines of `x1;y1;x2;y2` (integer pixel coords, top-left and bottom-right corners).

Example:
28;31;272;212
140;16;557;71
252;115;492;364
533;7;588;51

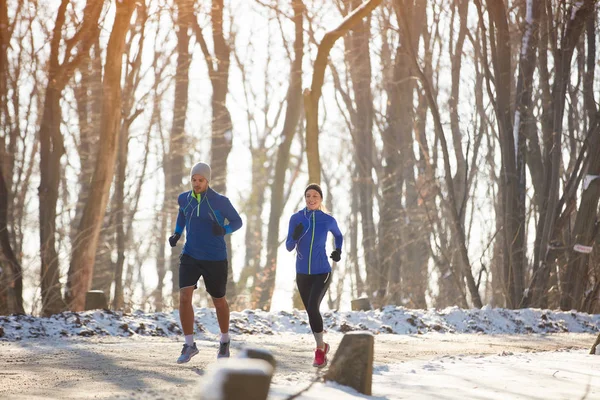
337;0;382;305
70;38;112;295
558;6;599;311
397;0;482;308
526;0;595;308
254;0;305;311
509;0;540;307
0;166;23;314
0;0;25;314
230;3;288;307
191;0;236;297
112;3;148;310
386;0;430;308
66;0;137;311
150;45;176;311
304;0;383;184
38;0;102;316
162;0;193;309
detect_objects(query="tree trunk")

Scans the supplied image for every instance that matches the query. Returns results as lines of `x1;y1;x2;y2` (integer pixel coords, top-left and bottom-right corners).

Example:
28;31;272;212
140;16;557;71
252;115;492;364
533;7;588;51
304;0;383;184
211;1;236;298
165;0;193;309
528;0;594;307
560;9;599;311
72;41;102;259
343;0;380;304
66;1;137;311
397;2;482;308
380;25;405;307
444;0;473;309
560;122;600;310
208;0;233;193
397;0;428;309
509;0;540;307
255;0;304;311
483;0;523;308
39;84;68;316
0;0;23;314
348;177;363;297
0;166;24;314
113;120;129;310
112;4;147;310
38;0;102;316
238;147;268;299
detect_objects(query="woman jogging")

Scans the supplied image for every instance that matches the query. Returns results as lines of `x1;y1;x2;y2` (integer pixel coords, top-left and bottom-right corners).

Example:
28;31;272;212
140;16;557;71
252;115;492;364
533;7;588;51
286;183;343;368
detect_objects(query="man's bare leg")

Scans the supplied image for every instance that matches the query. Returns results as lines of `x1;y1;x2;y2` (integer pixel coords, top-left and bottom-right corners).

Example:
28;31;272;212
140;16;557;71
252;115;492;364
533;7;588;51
179;287;195;336
212;296;230;337
176;287;199;364
212;296;231;358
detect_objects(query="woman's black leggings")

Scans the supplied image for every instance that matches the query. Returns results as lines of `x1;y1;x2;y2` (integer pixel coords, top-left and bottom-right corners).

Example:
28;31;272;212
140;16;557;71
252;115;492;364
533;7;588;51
296;272;331;333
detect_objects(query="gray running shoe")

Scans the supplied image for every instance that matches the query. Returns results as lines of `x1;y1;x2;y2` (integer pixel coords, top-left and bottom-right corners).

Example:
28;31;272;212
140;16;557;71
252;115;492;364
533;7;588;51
217;341;230;359
177;343;199;364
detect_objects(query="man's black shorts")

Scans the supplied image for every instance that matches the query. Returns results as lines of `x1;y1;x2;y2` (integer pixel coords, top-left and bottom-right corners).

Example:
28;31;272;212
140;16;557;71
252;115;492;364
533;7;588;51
179;253;228;298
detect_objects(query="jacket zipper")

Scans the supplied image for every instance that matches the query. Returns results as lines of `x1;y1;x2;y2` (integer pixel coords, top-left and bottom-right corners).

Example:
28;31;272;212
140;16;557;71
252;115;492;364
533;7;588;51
308;212;315;274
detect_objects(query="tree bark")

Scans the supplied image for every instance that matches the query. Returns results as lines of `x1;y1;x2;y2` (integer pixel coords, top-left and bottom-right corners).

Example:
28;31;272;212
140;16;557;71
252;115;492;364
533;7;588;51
559;9;599;311
66;0;137;311
483;0;523;308
39;0;102;316
0;166;24;314
73;41;102;268
112;4;146;310
255;0;304;311
164;0;192;309
0;0;23;314
342;0;381;304
445;0;473;309
509;0;541;307
192;0;236;298
560;121;600;310
528;0;595;307
397;2;482;308
304;0;383;184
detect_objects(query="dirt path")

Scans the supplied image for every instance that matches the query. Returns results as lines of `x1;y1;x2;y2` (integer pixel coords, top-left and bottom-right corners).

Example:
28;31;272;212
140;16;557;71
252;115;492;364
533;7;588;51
0;332;595;399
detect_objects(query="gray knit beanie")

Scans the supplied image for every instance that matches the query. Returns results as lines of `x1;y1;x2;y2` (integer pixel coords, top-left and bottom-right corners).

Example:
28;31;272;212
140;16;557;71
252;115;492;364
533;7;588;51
190;162;211;181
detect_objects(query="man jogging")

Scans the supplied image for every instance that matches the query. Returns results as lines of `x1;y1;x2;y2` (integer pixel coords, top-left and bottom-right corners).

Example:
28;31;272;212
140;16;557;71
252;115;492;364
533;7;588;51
169;162;242;363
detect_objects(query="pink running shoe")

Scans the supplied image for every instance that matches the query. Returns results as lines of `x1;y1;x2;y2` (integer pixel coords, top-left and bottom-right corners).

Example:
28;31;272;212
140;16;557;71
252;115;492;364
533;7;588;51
313;342;330;368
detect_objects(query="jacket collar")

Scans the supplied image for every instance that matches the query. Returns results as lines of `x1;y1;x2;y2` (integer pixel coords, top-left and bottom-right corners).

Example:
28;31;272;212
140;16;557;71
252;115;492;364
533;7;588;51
189;186;215;201
303;207;320;216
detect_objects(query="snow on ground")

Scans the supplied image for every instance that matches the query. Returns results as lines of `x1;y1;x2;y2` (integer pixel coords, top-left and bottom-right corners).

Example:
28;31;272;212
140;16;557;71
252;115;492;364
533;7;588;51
267;348;600;400
1;305;599;340
1;307;599;399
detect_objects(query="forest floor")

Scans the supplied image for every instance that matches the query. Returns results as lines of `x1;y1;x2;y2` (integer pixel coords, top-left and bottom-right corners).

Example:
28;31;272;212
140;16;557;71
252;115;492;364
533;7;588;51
1;332;597;399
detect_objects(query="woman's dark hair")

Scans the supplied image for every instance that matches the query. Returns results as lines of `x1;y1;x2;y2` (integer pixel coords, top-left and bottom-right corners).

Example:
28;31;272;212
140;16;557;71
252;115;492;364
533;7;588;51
304;183;323;199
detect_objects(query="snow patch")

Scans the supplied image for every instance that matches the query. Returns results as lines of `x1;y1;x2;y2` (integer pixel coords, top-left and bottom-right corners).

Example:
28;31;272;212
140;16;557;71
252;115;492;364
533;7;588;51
0;306;598;341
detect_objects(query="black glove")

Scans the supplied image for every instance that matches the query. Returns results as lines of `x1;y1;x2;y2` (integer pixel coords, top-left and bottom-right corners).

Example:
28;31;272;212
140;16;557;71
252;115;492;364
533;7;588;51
168;233;181;247
292;223;304;240
212;222;226;236
330;248;341;262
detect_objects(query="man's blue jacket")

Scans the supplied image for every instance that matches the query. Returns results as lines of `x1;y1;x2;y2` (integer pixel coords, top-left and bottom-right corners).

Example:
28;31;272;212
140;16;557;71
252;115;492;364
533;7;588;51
175;187;242;261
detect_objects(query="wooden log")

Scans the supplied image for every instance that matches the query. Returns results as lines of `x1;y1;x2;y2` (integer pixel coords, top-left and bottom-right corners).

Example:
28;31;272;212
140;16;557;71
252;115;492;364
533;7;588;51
199;358;273;400
590;332;600;355
237;347;276;371
351;297;372;311
84;290;108;310
324;331;374;395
